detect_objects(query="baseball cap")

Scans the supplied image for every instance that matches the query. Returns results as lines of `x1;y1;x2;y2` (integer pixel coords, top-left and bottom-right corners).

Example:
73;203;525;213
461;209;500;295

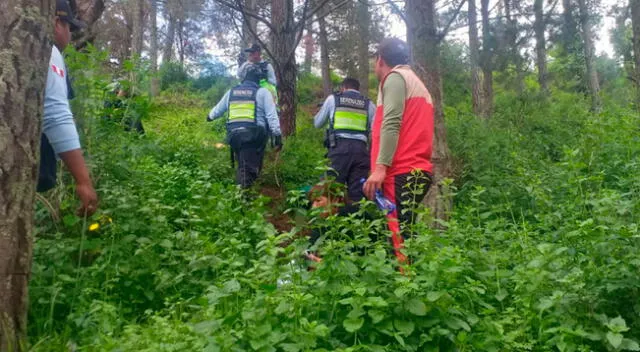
244;43;262;53
375;38;410;67
56;0;86;32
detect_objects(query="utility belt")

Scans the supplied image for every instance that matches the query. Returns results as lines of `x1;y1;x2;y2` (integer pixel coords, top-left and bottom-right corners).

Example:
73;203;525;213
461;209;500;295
227;124;266;167
323;130;367;149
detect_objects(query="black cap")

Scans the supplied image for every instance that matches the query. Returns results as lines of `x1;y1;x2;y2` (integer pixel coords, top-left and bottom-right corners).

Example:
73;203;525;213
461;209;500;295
244;43;262;53
56;0;86;32
375;38;410;67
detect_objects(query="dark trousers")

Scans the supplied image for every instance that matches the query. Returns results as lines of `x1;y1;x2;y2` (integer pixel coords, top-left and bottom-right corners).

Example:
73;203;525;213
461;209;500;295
327;138;370;203
233;131;267;189
383;171;432;262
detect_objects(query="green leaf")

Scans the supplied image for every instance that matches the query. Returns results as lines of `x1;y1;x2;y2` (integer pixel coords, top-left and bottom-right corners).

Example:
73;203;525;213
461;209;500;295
608;316;630;333
223;279;240;293
608;332;623;349
445;316;471;332
406;298;427;316
427;291;444;302
365;296;388;308
394;320;415;336
620;339;640;351
368;310;386;324
343;317;364;333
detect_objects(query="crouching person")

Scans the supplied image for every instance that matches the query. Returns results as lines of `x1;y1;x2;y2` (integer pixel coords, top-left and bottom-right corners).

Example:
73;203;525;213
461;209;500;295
207;64;283;188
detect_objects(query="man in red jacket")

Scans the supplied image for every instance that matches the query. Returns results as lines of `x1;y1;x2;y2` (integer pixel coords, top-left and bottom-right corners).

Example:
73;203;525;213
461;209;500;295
363;38;434;263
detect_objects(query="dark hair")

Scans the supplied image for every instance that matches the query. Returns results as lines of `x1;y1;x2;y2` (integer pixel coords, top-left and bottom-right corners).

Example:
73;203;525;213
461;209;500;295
376;38;410;67
243;64;265;84
341;77;360;91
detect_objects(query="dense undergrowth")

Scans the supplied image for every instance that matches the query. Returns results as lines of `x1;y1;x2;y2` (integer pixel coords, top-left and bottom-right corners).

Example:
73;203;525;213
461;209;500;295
29;49;640;351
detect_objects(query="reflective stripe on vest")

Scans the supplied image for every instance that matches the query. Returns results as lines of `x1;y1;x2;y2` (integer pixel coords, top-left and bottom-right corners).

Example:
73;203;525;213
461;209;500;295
332;91;368;133
228;82;258;124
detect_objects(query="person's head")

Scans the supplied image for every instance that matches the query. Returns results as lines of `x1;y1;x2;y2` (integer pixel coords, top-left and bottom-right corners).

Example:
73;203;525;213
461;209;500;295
340;77;360;92
54;0;85;50
241;63;265;84
374;38;410;81
244;44;262;63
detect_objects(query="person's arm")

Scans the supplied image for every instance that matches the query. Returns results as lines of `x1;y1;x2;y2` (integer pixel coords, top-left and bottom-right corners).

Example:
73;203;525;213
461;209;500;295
237;62;248;80
267;63;277;86
207;91;230;121
313;95;334;129
363;73;406;200
259;89;281;136
377;73;405;166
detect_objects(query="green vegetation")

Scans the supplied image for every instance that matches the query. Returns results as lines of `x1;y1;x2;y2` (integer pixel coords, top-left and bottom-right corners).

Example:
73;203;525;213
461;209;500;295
29;47;640;351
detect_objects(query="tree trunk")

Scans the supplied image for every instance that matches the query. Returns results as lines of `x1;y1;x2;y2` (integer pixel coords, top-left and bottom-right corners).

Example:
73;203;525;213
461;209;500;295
615;6;634;82
406;0;452;223
480;0;493;118
303;21;314;73
150;0;159;95
356;0;370;95
131;0;145;57
70;0;106;48
631;0;640;107
318;13;332;96
0;1;51;349
468;0;483;116
242;0;257;46
270;0;298;136
163;14;176;62
177;18;185;67
562;0;578;54
534;0;549;95
578;0;601;112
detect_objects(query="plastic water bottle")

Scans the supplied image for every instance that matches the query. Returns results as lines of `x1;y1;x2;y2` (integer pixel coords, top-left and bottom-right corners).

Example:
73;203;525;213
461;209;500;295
360;178;396;215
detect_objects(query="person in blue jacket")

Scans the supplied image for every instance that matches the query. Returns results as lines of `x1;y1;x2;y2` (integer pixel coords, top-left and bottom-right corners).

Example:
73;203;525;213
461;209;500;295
207;64;283;188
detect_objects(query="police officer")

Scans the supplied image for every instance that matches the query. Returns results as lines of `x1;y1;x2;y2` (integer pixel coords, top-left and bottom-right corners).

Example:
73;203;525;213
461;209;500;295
314;78;376;203
207;64;283;188
238;44;278;104
39;0;98;217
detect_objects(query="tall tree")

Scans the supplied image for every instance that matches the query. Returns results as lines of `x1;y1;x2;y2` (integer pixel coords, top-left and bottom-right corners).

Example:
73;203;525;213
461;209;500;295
468;0;483;115
578;0;601;111
242;0;257;46
163;13;176;62
406;0;464;222
356;0;370;95
611;5;633;81
69;0;106;47
216;0;349;136
303;22;314;73
480;0;493;118
150;0;160;95
534;0;549;95
131;0;146;57
318;11;332;95
631;0;640;106
0;0;51;349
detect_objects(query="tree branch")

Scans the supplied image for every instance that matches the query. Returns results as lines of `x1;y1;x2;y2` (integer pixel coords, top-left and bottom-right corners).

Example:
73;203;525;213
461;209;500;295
386;0;406;23
312;0;353;22
214;0;276;32
438;0;467;42
289;0;312;61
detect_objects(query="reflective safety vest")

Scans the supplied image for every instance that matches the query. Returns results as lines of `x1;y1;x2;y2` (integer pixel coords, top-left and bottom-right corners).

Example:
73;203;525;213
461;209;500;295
260;79;278;105
228;81;258;127
332;90;369;135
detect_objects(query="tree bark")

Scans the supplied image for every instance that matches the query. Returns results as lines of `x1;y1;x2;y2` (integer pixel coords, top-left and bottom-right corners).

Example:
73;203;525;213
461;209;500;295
242;0;257;46
163;14;176;63
534;0;549;95
131;0;145;58
177;18;185;67
578;0;601;112
480;0;493;118
318;13;332;96
270;0;298;136
468;0;483;116
614;5;634;82
150;0;159;95
0;1;51;349
631;0;640;107
356;0;370;95
70;0;106;48
406;0;453;223
562;0;578;54
303;21;314;74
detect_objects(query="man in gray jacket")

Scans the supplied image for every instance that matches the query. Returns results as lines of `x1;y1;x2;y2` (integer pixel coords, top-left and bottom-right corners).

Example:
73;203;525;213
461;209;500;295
39;0;98;217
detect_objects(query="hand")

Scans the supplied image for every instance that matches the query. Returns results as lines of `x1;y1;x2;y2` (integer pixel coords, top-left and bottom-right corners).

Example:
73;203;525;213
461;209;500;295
76;182;98;217
206;115;212;122
273;135;283;152
363;164;387;200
